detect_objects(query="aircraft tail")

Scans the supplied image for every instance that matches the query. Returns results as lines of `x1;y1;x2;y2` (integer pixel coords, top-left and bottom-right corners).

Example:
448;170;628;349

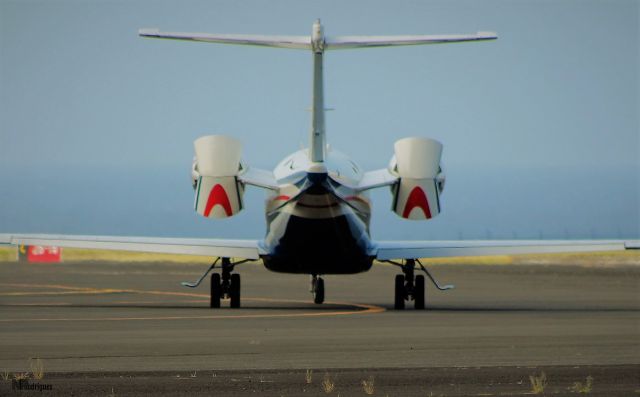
139;23;496;165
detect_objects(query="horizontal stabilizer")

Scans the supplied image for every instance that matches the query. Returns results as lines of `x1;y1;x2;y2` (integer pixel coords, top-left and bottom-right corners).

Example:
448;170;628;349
326;32;497;49
139;29;311;49
239;168;279;190
139;29;497;51
357;169;398;191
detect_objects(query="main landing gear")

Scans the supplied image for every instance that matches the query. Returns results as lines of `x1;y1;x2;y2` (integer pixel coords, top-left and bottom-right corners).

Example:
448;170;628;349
310;274;325;304
210;258;241;308
384;258;455;310
181;257;250;309
393;259;424;310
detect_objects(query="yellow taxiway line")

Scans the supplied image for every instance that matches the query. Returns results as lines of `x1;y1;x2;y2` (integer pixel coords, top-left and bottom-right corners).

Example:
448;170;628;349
0;282;385;321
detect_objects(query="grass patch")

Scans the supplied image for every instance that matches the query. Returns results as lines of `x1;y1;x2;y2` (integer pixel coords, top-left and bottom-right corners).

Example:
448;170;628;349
529;371;547;394
29;358;44;380
0;246;16;262
321;372;335;394
305;369;313;384
55;248;213;264
425;255;514;266
379;250;639;267
13;372;29;381
515;251;640;266
0;246;215;264
570;375;593;393
361;375;375;395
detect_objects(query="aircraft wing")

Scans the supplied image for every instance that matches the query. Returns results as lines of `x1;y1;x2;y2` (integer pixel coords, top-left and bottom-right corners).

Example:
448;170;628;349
4;234;263;260
372;240;638;260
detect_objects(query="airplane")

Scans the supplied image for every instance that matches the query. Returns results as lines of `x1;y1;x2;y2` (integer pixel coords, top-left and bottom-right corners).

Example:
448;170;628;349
2;21;637;309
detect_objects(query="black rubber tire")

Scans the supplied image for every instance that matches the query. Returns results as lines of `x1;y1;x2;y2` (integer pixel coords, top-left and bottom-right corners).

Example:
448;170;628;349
394;274;405;310
313;278;325;304
414;275;425;310
210;273;221;308
229;273;241;308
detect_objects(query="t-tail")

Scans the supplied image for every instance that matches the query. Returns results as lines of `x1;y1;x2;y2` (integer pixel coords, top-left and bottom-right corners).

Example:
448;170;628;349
139;21;496;165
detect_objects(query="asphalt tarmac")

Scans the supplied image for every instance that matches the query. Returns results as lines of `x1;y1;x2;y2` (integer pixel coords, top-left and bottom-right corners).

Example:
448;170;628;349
0;259;638;396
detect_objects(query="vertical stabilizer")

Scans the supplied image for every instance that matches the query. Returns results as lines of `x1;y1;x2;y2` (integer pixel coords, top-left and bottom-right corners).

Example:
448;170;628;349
309;20;326;163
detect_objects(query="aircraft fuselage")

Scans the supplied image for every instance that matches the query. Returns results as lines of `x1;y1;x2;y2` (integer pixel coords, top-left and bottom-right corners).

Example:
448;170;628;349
261;148;374;274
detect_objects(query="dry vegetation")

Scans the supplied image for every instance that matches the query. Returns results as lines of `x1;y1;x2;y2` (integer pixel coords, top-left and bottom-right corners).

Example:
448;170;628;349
0;246;225;264
305;369;313;384
362;375;375;395
382;250;639;267
13;372;29;381
29;358;44;380
0;247;15;262
321;372;336;393
515;251;640;267
570;375;594;393
53;248;213;264
529;371;547;394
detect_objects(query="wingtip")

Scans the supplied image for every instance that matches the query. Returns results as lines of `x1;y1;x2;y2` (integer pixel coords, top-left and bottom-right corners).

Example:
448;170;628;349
138;28;159;37
477;31;498;39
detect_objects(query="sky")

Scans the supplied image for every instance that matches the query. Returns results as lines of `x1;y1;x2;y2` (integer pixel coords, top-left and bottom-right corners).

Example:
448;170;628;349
1;0;638;240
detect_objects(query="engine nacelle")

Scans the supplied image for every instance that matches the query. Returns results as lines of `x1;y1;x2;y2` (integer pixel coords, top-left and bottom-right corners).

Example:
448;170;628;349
192;135;244;218
389;137;445;220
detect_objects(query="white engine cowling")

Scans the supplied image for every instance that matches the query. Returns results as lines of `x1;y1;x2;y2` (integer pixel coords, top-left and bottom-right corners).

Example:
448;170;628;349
192;135;244;218
389;137;445;220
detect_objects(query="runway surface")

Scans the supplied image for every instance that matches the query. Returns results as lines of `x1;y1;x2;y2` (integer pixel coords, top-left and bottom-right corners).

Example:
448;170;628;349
0;259;638;395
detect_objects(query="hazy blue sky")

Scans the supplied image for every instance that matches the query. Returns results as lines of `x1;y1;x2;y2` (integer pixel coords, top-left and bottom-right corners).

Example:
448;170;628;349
1;0;638;239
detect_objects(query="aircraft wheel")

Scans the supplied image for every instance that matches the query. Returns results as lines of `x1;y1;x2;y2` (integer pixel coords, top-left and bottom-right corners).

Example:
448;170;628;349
394;274;405;310
229;273;241;308
414;275;425;310
313;277;325;304
210;273;221;308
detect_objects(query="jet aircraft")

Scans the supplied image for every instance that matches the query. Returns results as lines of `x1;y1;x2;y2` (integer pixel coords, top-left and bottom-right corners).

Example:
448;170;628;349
3;21;637;309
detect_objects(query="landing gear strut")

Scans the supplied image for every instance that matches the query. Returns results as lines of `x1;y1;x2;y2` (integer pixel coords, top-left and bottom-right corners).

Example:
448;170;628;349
211;258;241;308
311;274;325;304
181;257;251;309
393;259;425;310
387;258;454;310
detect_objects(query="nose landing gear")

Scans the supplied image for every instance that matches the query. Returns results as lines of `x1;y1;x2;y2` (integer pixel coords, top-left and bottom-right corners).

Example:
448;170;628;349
310;274;325;304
